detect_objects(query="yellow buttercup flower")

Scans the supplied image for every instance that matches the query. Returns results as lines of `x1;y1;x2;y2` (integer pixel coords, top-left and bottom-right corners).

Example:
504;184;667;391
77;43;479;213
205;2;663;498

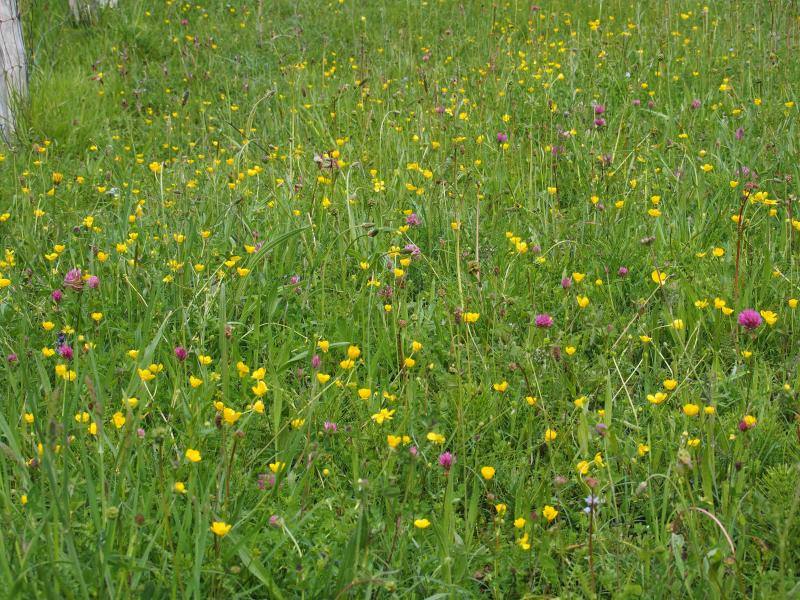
210;521;232;537
542;505;559;522
651;270;668;286
414;518;431;529
682;403;700;417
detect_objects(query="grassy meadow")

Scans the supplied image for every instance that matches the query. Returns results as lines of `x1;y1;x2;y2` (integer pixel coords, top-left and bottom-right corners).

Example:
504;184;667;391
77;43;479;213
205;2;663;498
1;0;800;597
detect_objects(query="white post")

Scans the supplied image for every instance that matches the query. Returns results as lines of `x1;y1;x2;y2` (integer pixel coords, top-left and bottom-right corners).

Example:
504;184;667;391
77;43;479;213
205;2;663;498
69;0;118;23
0;0;26;142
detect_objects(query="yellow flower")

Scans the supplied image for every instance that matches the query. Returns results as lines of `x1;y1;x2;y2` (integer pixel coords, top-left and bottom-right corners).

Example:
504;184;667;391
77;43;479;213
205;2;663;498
185;448;202;463
198;354;212;366
223;407;242;425
23;412;34;424
112;412;126;429
42;321;55;331
189;375;203;388
174;481;186;494
789;298;798;309
347;345;361;360
316;373;331;384
371;408;395;424
251;367;266;380
251;379;268;397
514;517;526;529
138;368;156;382
647;392;667;405
148;161;162;174
542;505;559;522
565;346;576;356
682;403;700;417
357;388;371;400
672;319;685;330
317;339;330;353
650;270;668;286
492;381;508;393
90;312;103;323
210;521;232;537
639;335;652;343
700;163;714;172
572;272;585;283
426;431;445;444
544;428;557;443
517;532;531;550
269;461;286;473
576;295;590;308
637;443;650;457
387;434;402;449
463;312;480;323
414;518;431;529
759;310;778;326
480;466;496;480
663;379;678;391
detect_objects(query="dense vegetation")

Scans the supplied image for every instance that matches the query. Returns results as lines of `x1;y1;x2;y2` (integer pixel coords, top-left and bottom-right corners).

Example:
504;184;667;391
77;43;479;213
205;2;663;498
1;0;799;597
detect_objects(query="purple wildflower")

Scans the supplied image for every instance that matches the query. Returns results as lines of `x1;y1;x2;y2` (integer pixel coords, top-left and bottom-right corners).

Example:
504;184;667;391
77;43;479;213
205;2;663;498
738;309;762;330
534;313;554;328
64;268;83;292
405;213;421;226
438;451;455;471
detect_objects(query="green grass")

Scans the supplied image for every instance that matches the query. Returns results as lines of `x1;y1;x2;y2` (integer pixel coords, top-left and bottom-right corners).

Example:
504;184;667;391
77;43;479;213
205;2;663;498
0;0;799;597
